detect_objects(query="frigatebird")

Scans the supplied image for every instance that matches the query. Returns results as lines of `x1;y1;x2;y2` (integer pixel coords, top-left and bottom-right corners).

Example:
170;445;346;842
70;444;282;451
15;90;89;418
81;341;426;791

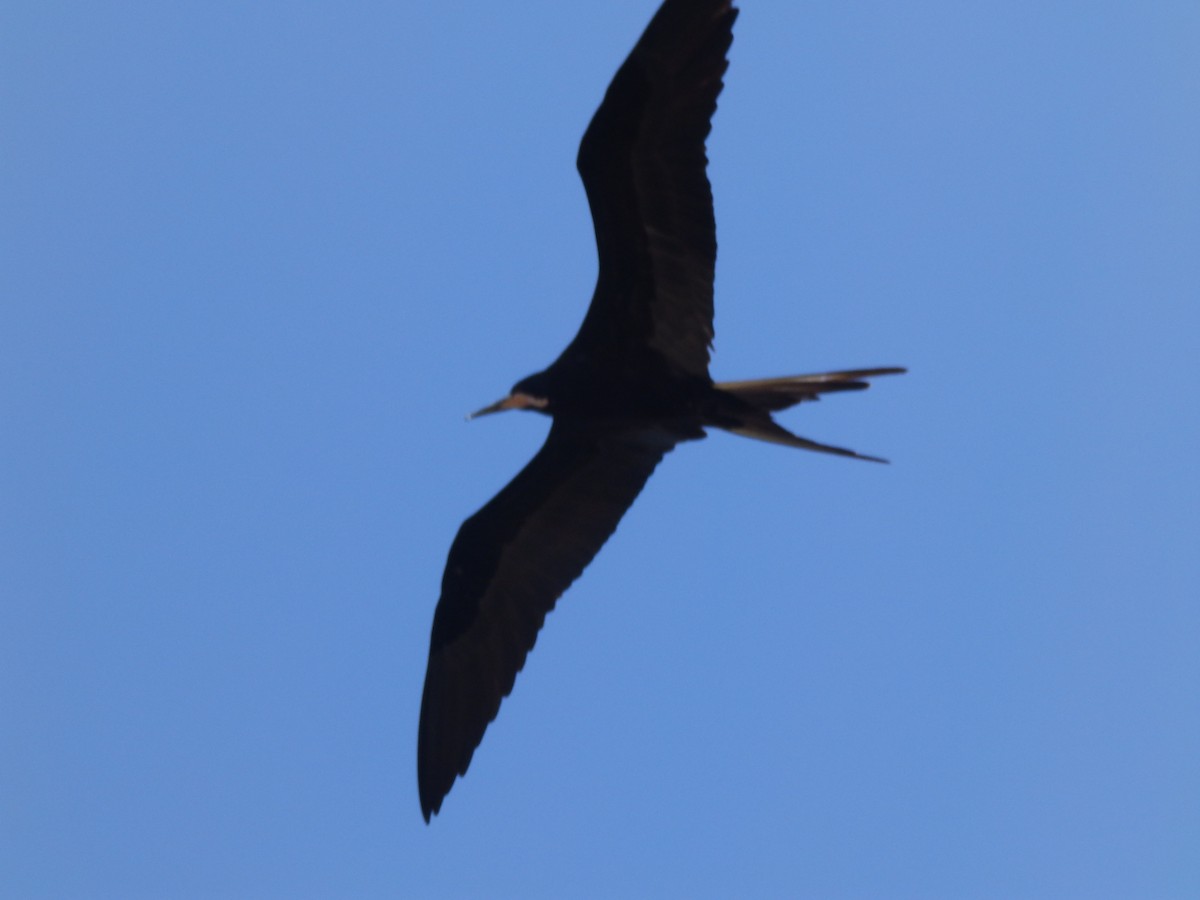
418;0;903;821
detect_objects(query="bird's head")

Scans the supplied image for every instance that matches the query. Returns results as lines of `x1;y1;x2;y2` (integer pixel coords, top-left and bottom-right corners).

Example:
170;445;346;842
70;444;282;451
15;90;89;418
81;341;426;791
467;373;551;420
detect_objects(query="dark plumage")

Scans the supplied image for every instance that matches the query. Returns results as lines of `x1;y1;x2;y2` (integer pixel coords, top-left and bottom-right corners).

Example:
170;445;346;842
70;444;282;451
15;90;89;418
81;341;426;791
418;0;903;821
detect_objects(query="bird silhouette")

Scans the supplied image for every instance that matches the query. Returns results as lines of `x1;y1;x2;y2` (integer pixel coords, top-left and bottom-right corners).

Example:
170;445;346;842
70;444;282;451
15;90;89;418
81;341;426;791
418;0;903;821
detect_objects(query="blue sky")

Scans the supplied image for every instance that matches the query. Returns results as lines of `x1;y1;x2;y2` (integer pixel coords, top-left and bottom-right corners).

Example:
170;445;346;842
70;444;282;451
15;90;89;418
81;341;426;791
4;1;1198;897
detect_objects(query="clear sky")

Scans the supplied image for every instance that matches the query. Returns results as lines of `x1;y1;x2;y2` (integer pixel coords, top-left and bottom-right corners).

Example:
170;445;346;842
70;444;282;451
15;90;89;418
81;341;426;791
4;1;1198;897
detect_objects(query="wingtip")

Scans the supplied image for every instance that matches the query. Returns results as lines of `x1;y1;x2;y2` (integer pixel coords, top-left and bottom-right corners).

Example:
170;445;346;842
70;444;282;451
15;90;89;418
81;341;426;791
419;785;442;824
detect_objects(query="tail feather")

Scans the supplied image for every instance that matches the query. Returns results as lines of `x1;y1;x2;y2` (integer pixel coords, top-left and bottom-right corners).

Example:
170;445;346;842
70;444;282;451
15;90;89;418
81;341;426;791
714;366;905;462
727;419;890;463
715;367;905;412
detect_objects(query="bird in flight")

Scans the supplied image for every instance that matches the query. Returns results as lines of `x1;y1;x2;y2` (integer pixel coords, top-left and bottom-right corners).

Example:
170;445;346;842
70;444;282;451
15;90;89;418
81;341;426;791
418;0;903;821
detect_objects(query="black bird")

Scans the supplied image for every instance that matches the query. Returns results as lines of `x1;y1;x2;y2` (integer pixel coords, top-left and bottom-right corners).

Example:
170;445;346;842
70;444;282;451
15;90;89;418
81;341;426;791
418;0;903;821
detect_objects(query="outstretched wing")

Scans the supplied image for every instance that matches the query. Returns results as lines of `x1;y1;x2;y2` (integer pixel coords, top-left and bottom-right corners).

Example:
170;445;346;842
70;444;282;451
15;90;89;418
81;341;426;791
418;421;681;820
563;0;738;378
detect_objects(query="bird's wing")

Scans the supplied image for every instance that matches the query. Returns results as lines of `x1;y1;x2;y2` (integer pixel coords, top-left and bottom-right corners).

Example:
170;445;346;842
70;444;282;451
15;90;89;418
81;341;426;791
564;0;738;378
418;420;680;820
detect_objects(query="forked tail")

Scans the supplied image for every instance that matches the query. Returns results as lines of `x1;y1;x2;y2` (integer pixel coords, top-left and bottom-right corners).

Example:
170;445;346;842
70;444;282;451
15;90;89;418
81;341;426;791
714;366;905;462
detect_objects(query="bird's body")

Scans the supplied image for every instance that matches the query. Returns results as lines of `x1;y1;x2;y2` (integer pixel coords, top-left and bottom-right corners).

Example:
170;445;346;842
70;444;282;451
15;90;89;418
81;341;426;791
418;0;903;821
